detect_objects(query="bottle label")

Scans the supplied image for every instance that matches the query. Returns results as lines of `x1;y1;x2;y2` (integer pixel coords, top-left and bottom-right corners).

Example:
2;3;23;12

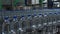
32;25;36;28
39;15;42;17
53;21;56;24
19;28;22;30
38;24;41;26
48;22;52;25
43;23;47;25
58;20;60;22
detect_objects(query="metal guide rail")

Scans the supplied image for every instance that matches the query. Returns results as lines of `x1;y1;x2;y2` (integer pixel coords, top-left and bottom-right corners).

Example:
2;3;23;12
0;9;60;16
0;12;60;34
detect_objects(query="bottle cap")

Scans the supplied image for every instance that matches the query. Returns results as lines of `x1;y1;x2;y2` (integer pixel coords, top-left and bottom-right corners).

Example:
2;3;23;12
39;14;42;15
34;14;36;16
4;16;9;20
49;12;52;14
39;14;42;17
28;15;31;17
54;13;57;15
13;15;17;18
21;16;24;18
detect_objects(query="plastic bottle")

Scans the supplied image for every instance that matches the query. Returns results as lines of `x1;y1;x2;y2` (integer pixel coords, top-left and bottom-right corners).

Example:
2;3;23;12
42;13;53;34
26;15;34;34
53;13;58;25
37;14;43;34
2;16;10;34
26;15;32;28
18;16;26;34
48;13;56;34
43;13;48;26
32;14;38;29
32;14;40;34
44;13;49;34
20;16;26;29
37;14;43;29
10;15;18;34
48;13;53;34
48;13;53;26
52;13;58;34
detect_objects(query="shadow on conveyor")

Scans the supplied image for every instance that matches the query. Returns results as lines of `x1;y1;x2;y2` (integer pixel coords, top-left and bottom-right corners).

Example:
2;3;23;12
56;26;60;34
2;5;13;11
0;19;4;34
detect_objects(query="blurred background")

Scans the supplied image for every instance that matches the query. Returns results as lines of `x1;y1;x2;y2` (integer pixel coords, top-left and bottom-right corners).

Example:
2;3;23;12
0;0;60;10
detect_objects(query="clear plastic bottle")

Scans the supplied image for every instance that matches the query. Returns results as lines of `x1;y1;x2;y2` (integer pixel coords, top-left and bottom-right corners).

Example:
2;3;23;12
53;13;58;25
56;12;60;33
26;15;34;34
48;13;53;34
32;14;38;28
20;16;26;29
43;13;48;26
31;14;39;34
47;13;58;34
52;13;58;34
10;15;18;34
37;14;43;34
47;13;56;34
2;16;10;34
18;16;26;34
43;13;49;34
48;13;53;26
38;14;42;28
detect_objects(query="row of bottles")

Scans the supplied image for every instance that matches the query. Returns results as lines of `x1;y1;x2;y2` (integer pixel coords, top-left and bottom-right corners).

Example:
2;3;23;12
1;12;60;34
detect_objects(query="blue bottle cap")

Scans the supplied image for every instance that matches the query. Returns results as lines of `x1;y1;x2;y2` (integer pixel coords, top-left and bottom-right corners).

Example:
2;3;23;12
28;15;31;17
34;14;36;16
54;13;57;15
49;12;52;14
4;16;9;20
13;15;17;18
21;16;24;18
39;14;42;15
